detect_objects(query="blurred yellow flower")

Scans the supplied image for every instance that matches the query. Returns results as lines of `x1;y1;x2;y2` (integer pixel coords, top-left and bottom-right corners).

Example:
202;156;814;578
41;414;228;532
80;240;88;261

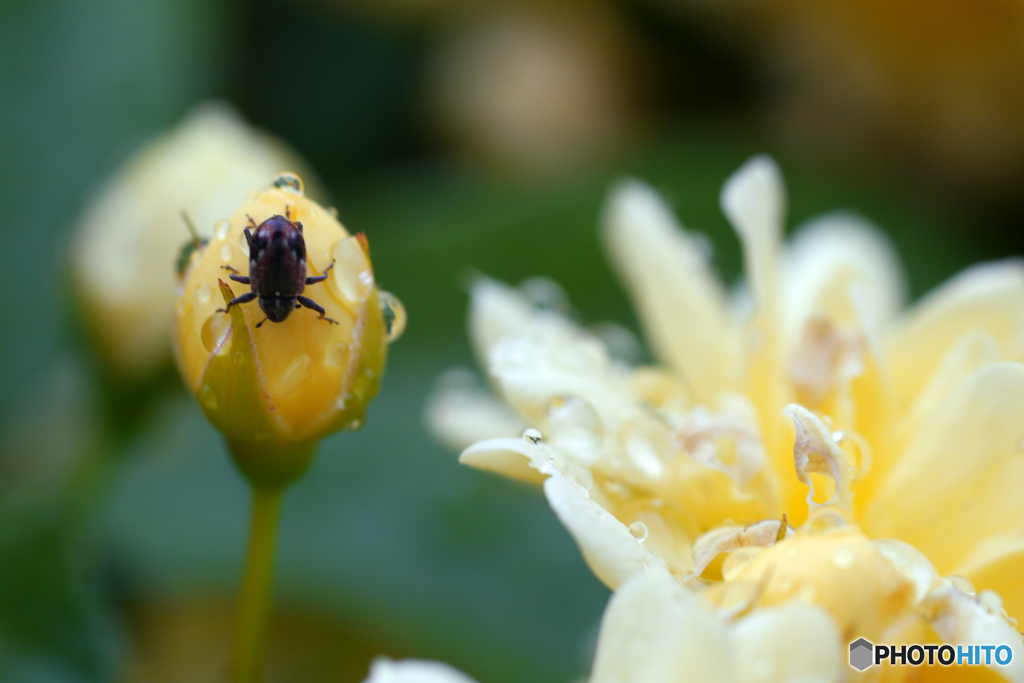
174;174;403;486
430;157;1024;679
72;102;314;382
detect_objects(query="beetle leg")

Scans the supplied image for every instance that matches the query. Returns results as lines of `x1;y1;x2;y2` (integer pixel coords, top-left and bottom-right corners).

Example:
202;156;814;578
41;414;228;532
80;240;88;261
243;226;253;250
218;264;251;282
247;214;257;228
216;291;257;314
305;259;335;285
255;317;269;328
297;296;338;325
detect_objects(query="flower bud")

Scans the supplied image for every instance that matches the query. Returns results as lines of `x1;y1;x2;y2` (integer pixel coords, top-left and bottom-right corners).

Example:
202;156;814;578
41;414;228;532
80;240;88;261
173;175;404;487
72;102;315;382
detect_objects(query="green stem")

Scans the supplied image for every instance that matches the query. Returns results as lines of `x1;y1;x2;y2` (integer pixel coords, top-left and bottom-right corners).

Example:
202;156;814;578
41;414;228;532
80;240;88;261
231;486;283;683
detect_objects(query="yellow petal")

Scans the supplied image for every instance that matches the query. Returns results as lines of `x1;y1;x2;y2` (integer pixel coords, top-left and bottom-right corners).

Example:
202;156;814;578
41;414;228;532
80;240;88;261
722;156;790;467
885;259;1024;407
601;180;735;402
863;330;998;500
952;529;1024;626
721;156;785;320
863;363;1024;574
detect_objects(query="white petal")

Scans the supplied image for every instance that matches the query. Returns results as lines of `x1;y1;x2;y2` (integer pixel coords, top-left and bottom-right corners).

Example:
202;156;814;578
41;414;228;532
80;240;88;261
885;259;1024;406
425;370;528;452
785;404;853;512
781;212;906;343
720;155;785;320
459;437;549;484
363;658;480;683
467;277;575;366
691;520;793;578
601;179;735;401
924;583;1024;682
730;602;842;683
487;333;637;430
544;470;664;590
589;571;731;683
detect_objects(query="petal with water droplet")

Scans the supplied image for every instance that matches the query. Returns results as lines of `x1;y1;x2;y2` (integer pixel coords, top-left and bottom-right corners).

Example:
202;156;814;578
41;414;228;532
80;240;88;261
544;470;664;590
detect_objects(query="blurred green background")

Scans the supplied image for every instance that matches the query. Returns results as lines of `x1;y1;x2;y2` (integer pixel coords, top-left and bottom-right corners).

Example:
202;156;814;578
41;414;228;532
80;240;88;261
2;1;1022;681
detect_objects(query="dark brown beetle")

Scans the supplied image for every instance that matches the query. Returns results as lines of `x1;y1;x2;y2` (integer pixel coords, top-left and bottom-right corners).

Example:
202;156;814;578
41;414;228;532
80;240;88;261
219;210;338;328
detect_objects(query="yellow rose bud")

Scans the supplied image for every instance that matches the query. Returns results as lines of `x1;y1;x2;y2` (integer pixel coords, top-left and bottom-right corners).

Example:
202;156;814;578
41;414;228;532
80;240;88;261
72;102;316;382
173;174;404;487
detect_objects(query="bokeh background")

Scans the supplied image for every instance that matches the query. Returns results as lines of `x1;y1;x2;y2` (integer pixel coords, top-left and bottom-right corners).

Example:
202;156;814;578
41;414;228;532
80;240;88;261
2;1;1024;681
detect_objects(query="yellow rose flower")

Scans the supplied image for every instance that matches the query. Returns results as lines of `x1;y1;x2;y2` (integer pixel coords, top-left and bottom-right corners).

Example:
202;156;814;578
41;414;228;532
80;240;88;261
430;157;1024;679
174;174;403;486
72;102;315;382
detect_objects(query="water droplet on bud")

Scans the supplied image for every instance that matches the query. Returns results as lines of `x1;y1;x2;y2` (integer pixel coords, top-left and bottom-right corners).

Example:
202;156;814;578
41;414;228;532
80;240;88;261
219;243;233;262
195;281;212;304
628;521;649;542
522;428;543;444
201;312;231;352
379;291;406;343
214;219;230;239
239;231;250;256
326;341;350;367
272;172;304;195
565;462;593;494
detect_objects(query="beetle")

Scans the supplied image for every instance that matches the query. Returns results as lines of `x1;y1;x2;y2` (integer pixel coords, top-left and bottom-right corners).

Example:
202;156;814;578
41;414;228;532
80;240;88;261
218;210;338;328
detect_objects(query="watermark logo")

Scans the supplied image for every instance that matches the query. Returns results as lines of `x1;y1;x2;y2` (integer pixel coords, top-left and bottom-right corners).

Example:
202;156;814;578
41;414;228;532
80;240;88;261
849;639;1013;670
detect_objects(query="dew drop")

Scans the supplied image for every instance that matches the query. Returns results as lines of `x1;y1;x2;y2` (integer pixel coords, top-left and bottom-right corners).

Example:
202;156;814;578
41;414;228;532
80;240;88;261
239;230;250;256
625;434;663;476
947;574;977;597
274;354;312;397
219;242;233;262
347;418;363;430
628;521;649;542
330;236;372;305
565;462;593;493
327;206;338;218
536;460;553;475
214;219;230;240
195;281;212;304
272;172;304;195
201;312;231;352
830;547;855;570
379;291;406;343
325;341;350;367
522;427;543;444
519;277;570;314
198;385;218;412
979;589;1003;614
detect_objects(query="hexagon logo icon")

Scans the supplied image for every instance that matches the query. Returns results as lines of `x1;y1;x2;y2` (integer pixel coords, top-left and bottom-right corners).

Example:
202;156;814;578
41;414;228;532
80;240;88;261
849;638;874;671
